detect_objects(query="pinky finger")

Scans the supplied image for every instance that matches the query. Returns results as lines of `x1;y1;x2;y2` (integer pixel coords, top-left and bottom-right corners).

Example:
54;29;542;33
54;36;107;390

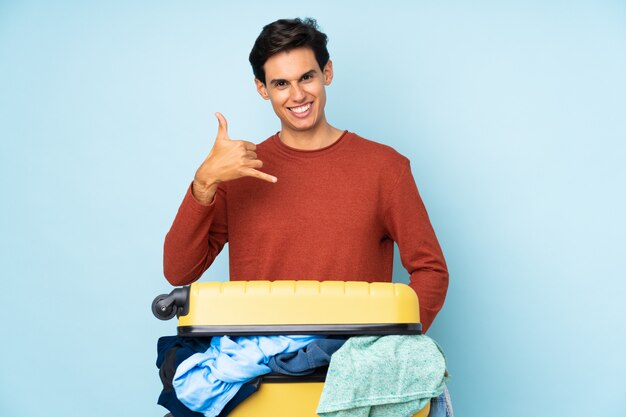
245;168;278;183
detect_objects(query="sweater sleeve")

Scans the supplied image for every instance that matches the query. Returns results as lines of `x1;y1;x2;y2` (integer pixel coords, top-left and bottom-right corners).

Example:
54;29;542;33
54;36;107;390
163;183;229;286
383;161;449;333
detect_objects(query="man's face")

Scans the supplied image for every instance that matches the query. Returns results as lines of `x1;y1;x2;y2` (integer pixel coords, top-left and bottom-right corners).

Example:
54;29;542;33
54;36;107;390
255;47;333;134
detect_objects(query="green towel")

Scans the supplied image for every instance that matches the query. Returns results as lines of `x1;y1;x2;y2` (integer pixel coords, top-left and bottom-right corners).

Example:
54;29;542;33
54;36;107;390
316;335;447;417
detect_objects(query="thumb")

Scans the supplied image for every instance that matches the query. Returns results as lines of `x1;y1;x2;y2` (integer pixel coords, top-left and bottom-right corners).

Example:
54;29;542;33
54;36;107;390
215;112;230;140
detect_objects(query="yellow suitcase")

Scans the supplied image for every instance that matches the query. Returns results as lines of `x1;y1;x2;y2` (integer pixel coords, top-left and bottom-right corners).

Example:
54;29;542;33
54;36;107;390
153;281;430;417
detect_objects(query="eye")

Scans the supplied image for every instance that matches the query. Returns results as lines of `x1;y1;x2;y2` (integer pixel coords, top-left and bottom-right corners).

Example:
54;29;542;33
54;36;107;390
302;74;313;81
276;81;288;89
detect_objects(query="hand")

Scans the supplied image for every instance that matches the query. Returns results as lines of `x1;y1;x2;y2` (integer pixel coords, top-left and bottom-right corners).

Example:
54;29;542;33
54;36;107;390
192;112;277;204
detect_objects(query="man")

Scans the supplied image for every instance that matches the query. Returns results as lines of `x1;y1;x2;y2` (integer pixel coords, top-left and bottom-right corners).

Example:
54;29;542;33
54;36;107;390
163;18;448;333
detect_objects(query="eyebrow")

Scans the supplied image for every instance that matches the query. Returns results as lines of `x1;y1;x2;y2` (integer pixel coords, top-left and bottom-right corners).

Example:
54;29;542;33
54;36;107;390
269;69;317;87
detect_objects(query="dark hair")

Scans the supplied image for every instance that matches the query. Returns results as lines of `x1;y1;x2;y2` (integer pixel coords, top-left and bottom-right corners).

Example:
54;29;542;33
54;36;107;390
249;18;329;85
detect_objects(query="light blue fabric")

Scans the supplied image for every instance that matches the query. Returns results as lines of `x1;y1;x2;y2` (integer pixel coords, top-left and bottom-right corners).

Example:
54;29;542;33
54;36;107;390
173;335;321;417
427;386;454;417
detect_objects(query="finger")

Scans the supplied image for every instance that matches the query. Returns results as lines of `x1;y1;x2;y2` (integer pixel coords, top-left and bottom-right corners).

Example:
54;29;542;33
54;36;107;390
243;168;277;183
215;112;229;140
244;158;263;169
245;151;258;160
242;141;256;151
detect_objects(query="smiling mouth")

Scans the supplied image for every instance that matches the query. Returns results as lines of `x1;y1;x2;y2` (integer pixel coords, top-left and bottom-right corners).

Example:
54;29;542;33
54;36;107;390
288;102;312;114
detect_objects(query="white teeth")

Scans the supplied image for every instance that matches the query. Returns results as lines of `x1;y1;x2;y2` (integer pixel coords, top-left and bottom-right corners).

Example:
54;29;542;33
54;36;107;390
290;103;311;113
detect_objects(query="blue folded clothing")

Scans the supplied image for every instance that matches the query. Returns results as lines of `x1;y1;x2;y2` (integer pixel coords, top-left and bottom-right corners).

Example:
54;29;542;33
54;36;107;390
267;338;346;376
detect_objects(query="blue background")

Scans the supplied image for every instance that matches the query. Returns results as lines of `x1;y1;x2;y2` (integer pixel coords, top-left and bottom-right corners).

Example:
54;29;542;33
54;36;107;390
1;1;625;416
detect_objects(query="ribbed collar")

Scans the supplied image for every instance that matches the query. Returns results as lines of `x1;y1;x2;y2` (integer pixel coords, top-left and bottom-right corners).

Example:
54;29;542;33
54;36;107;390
270;130;350;158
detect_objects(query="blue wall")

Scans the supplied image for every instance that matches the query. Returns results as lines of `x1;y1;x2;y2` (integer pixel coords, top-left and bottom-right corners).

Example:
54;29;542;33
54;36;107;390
1;1;625;416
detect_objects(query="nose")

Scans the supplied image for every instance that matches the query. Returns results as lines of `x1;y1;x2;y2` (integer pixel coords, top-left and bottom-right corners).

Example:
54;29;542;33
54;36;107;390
289;84;306;102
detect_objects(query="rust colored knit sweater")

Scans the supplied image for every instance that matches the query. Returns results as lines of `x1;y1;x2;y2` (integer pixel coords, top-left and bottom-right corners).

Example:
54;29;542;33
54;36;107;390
164;131;448;332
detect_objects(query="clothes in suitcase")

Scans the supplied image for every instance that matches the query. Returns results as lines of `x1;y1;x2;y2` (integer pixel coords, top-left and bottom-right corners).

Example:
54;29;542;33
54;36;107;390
153;280;445;417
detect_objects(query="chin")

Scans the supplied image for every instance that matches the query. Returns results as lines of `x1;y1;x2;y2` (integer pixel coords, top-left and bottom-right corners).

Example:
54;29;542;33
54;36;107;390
290;122;317;132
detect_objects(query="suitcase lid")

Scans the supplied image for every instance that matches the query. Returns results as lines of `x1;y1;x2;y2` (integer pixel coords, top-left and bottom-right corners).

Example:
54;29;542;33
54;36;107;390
177;281;421;336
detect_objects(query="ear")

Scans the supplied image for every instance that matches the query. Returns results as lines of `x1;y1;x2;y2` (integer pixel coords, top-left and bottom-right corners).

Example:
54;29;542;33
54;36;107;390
255;78;270;100
323;60;334;85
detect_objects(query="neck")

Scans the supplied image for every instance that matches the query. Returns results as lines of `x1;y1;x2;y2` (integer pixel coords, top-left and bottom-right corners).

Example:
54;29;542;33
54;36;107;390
279;121;343;150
